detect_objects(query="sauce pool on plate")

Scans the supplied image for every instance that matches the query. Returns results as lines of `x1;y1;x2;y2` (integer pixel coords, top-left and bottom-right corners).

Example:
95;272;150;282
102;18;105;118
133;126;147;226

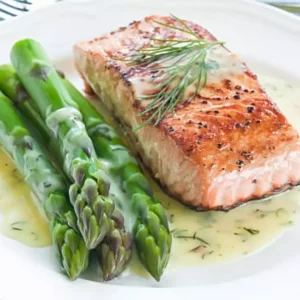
0;150;51;247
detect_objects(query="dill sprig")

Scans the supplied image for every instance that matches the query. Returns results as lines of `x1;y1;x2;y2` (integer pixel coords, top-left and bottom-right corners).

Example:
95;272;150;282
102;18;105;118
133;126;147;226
115;14;224;129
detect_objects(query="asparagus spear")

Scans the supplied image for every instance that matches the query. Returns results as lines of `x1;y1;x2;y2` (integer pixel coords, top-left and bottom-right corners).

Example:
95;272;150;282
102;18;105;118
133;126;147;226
97;209;132;281
10;39;116;250
63;79;172;281
0;91;89;279
0;65;132;280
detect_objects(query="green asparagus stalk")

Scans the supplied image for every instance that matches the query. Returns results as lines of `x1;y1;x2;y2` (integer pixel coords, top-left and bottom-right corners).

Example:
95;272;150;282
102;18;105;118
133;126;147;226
0;65;132;281
10;39;116;250
0;91;89;279
63;80;172;281
0;64;61;158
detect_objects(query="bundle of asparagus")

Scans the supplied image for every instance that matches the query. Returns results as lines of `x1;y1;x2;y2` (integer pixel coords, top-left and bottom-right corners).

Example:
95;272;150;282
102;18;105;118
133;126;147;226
11;41;116;251
0;38;171;281
0;91;89;280
64;79;172;281
0;64;132;280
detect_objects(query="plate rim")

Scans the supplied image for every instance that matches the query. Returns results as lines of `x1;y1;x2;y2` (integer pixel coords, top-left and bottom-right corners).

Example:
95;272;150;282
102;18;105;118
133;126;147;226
1;0;300;32
0;0;300;299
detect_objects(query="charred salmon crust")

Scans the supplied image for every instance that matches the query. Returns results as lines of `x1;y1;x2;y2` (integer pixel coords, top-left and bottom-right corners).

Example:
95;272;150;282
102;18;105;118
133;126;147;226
74;15;300;210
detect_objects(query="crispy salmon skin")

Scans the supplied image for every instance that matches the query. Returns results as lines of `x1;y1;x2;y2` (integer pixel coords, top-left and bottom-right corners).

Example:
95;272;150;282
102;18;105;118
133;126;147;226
74;15;300;210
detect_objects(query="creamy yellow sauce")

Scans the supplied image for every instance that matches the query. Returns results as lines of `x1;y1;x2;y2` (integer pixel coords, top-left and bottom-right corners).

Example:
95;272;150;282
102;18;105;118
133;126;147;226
0;150;51;247
0;75;299;276
155;181;299;268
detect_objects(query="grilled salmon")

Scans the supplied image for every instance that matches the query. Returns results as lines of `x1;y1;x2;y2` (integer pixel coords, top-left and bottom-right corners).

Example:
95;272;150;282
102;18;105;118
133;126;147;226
74;15;300;210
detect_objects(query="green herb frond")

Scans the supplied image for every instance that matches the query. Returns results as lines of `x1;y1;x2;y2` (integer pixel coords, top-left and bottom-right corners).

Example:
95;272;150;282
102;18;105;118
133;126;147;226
112;15;224;129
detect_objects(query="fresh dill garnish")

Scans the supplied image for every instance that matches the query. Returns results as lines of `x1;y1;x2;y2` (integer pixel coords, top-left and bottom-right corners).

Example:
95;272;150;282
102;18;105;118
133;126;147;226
113;14;224;129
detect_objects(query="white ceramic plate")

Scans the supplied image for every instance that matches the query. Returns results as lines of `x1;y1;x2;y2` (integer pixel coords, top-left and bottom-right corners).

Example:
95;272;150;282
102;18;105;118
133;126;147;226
0;0;300;299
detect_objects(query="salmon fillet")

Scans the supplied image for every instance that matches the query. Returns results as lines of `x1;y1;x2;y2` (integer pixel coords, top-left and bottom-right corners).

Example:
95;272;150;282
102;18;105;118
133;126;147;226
74;15;300;210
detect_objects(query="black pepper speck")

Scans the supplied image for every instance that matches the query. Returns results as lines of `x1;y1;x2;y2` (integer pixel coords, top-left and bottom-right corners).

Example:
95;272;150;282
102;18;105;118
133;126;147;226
247;106;254;113
236;160;244;166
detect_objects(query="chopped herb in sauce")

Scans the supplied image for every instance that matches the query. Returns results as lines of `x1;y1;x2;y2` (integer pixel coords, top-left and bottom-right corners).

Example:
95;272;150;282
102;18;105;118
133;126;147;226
189;245;207;253
242;227;260;235
276;208;287;217
169;214;175;223
254;209;267;219
31;232;38;241
202;250;214;260
11;226;22;231
11;221;26;231
172;229;210;245
281;220;294;226
12;168;23;182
